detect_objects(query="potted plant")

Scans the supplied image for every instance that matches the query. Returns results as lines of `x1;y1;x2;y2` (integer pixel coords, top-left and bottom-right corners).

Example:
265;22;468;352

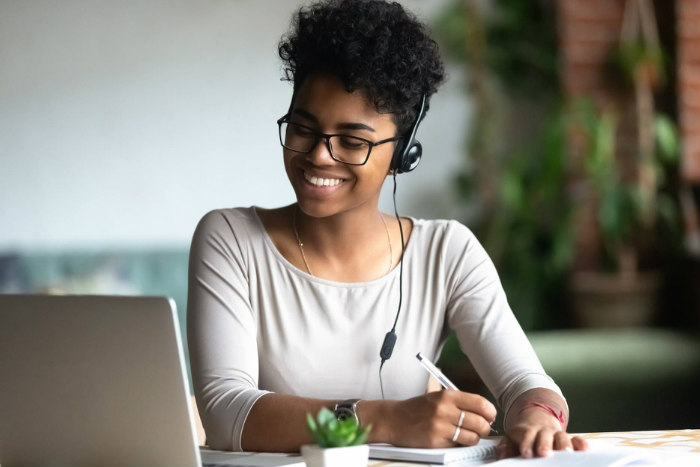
566;0;681;327
300;408;372;467
567;98;679;327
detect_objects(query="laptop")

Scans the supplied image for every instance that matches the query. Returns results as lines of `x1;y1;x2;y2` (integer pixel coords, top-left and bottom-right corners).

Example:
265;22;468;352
0;295;303;467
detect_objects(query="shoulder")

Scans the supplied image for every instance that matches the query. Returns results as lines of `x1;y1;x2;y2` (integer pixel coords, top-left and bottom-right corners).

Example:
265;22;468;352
410;217;481;252
192;207;263;244
409;217;493;280
189;207;269;269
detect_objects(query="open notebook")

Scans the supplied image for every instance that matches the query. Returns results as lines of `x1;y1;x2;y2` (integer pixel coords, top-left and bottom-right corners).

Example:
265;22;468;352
369;439;499;464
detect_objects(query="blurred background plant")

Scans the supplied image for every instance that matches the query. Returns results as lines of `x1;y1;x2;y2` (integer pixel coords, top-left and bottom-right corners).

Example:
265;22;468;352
570;100;680;276
432;0;699;433
433;0;685;331
565;0;684;328
435;0;572;330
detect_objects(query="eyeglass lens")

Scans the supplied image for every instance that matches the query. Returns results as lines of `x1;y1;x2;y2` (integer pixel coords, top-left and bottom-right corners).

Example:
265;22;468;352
280;122;370;165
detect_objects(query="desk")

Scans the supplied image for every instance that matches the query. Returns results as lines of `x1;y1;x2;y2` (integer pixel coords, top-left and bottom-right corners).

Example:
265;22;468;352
580;429;699;453
207;430;699;466
366;429;700;466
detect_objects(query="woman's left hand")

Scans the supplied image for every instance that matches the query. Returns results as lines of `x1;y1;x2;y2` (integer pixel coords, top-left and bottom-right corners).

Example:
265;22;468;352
497;402;588;458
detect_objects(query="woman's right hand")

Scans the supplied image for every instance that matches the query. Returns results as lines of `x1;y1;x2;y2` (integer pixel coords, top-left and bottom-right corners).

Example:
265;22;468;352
381;390;497;448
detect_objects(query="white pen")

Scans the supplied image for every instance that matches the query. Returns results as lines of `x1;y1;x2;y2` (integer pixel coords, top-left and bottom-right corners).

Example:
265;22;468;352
416;352;459;390
416;352;498;434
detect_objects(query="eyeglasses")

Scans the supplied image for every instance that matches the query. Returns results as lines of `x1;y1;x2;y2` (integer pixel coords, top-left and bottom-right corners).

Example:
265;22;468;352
277;116;401;166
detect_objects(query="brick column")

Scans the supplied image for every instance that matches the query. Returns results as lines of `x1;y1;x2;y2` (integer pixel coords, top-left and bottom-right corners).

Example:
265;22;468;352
677;0;700;183
558;0;625;103
556;0;627;270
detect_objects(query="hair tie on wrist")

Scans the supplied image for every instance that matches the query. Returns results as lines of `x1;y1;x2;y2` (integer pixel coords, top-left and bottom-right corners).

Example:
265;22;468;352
518;401;567;428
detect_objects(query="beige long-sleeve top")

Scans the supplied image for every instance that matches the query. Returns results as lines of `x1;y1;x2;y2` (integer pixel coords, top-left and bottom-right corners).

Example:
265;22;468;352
187;207;563;451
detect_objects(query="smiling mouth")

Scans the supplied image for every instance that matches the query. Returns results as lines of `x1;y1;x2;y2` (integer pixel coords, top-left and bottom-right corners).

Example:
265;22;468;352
303;170;345;187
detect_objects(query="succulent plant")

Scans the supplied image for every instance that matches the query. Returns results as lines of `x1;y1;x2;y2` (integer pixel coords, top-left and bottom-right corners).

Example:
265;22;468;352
305;408;371;448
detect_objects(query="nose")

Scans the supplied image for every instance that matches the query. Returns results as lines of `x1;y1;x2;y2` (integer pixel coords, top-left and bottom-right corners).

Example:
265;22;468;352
306;135;336;165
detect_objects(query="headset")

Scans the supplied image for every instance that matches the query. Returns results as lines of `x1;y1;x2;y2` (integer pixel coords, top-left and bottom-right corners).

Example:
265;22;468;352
379;93;428;398
389;94;427;174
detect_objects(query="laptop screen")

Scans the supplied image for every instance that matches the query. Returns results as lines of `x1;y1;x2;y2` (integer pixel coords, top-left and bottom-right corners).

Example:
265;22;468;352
0;295;201;467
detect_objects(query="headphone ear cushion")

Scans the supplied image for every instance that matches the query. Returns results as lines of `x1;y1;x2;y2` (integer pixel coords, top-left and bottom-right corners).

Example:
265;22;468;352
390;140;406;172
400;141;422;173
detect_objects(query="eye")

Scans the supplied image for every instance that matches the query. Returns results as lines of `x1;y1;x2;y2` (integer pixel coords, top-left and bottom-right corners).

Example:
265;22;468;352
290;123;315;137
337;136;368;150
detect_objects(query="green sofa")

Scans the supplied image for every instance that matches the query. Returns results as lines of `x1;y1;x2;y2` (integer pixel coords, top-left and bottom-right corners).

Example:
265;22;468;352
439;328;700;432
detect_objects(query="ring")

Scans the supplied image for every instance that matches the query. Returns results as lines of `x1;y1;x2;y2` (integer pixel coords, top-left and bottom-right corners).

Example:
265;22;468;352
452;426;461;443
457;410;465;427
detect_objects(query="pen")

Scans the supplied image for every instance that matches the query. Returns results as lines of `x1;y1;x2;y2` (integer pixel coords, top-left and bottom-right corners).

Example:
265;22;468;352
416;352;498;434
416;351;458;390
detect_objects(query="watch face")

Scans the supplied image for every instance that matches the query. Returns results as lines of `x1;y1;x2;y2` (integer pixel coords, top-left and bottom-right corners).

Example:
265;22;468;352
335;406;354;422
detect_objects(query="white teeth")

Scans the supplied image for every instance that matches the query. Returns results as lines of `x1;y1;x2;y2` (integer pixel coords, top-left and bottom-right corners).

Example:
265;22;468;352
304;172;342;187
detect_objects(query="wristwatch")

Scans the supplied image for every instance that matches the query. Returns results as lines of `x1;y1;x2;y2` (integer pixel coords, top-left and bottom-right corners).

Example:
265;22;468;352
334;399;361;424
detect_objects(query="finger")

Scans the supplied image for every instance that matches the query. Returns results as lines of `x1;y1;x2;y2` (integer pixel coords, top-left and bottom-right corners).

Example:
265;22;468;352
519;428;538;458
572;436;589;451
534;429;554;457
437;403;463;426
454;425;480;447
497;438;519;459
429;421;461;449
458;410;492;437
456;410;465;428
553;431;573;451
445;407;464;428
453;392;497;425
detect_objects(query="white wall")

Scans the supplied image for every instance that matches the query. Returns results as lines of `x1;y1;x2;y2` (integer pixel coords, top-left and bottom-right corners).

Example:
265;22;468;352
0;0;471;250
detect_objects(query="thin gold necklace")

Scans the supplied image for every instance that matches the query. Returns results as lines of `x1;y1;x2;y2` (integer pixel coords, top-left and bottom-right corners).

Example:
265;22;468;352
292;206;393;277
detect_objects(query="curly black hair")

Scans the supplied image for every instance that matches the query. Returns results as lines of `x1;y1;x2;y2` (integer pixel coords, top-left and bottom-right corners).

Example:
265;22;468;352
278;0;445;134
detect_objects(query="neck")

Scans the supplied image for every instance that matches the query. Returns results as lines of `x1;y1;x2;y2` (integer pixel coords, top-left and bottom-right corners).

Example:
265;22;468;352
294;202;387;261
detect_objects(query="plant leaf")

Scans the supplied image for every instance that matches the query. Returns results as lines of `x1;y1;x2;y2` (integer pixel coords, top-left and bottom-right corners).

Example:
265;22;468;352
353;425;372;446
306;413;326;447
316;407;335;426
657;193;678;226
654;114;679;162
306;413;315;431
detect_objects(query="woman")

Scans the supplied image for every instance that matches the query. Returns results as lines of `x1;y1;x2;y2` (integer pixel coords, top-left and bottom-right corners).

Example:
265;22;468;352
187;0;588;458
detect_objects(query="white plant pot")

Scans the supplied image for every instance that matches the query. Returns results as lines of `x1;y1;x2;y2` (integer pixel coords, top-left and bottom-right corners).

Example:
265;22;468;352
300;444;369;467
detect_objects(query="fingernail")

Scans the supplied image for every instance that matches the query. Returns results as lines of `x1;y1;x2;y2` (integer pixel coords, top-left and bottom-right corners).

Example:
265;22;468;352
565;447;573;452
522;448;532;458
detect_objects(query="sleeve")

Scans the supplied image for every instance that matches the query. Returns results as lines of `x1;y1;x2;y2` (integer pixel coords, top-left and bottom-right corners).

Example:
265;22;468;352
443;221;566;425
186;210;271;451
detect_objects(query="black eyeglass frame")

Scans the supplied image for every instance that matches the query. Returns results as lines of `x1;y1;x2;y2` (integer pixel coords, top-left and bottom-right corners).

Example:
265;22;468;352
277;115;402;166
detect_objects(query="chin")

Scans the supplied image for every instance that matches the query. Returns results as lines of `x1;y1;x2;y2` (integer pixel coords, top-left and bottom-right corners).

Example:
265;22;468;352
295;199;342;219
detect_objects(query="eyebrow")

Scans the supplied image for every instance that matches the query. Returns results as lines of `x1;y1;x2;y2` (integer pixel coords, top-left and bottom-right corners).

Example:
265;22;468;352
292;108;376;132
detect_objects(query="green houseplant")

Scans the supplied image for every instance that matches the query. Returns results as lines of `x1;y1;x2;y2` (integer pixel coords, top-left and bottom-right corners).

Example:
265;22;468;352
567;0;681;327
435;0;568;330
300;408;371;467
567;99;680;327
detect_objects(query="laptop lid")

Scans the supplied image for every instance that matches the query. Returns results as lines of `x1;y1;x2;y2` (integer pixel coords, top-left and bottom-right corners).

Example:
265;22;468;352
0;295;201;467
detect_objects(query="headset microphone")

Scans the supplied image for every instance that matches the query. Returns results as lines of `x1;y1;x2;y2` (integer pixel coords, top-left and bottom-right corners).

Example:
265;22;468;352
380;330;397;361
378;94;427;399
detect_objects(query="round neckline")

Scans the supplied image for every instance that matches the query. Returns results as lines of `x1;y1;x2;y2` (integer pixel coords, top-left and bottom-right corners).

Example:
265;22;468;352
250;206;418;288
